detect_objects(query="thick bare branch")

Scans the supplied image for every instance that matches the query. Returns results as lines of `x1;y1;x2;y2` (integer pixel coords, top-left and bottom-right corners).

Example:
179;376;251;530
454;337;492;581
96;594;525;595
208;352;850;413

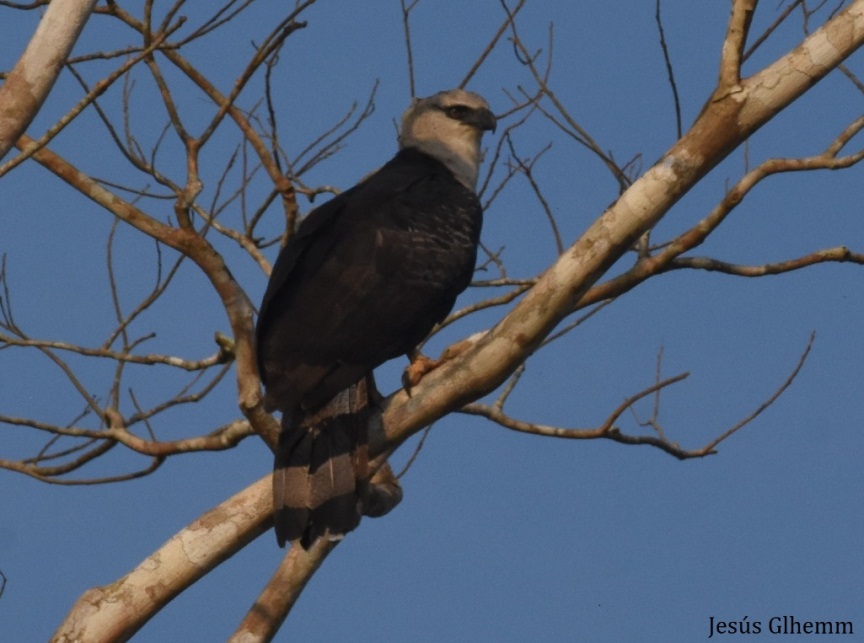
103;415;254;457
576;113;864;306
743;0;803;61
0;0;98;160
53;475;273;642
230;538;338;642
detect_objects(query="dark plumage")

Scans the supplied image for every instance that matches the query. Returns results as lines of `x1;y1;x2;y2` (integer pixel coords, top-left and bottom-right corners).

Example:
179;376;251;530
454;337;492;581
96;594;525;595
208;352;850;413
256;90;496;548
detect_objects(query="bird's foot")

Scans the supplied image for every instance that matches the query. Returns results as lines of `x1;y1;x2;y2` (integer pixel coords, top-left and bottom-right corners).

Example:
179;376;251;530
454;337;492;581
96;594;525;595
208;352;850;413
401;353;441;396
401;340;476;396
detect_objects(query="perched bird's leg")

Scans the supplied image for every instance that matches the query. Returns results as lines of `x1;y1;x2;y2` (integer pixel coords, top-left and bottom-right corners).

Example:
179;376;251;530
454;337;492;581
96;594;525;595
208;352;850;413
364;372;385;408
401;339;477;394
401;349;439;395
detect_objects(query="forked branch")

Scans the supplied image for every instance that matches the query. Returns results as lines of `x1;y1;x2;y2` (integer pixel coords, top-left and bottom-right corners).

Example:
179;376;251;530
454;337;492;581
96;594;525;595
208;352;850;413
461;333;816;460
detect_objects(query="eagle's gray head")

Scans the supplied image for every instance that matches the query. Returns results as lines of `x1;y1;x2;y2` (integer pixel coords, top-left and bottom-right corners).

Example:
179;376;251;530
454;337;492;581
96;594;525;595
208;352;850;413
399;89;496;191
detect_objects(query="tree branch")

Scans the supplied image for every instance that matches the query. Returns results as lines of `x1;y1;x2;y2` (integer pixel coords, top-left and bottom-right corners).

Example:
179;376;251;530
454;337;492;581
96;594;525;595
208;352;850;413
718;0;758;91
0;0;98;160
229;538;338;642
53;475;273;641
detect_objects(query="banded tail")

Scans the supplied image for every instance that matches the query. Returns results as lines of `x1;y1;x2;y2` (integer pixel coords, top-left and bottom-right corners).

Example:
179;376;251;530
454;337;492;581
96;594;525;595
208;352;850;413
272;390;370;549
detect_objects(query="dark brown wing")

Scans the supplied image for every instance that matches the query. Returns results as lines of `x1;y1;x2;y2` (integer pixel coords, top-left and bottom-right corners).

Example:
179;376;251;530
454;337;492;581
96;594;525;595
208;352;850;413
256;148;482;413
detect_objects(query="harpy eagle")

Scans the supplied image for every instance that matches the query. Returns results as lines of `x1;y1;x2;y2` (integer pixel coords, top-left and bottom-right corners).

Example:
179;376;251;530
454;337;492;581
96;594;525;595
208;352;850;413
256;89;496;548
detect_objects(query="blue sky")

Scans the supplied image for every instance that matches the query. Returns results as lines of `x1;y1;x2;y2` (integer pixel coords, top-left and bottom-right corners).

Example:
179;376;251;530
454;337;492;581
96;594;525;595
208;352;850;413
1;2;862;641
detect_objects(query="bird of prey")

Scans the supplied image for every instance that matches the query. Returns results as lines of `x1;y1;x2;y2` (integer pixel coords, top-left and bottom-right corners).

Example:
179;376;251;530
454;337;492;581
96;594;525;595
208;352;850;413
256;89;496;548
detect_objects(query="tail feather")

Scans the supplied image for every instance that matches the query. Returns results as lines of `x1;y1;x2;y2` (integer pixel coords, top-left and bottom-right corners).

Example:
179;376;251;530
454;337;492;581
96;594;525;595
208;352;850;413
305;421;361;546
273;398;369;549
272;425;313;548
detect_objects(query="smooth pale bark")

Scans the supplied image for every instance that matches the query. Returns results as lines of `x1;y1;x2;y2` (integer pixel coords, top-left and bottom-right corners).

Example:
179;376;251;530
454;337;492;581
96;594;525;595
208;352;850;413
0;0;98;160
52;476;272;643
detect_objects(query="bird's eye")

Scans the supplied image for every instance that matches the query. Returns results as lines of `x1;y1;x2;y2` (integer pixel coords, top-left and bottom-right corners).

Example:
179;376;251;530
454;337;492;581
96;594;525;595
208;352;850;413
445;105;470;119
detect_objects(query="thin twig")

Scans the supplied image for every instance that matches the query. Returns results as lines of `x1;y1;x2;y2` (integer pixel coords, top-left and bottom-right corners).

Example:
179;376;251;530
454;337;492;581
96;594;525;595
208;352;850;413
655;0;682;138
699;332;816;453
400;0;420;98
395;425;434;479
460;0;528;88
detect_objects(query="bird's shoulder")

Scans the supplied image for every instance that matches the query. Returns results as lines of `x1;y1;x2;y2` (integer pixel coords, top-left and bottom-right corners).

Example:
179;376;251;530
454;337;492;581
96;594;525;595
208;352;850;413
339;148;477;223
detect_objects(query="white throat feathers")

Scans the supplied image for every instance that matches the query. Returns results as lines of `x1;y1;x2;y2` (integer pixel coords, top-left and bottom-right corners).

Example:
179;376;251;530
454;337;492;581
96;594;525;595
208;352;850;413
399;89;496;191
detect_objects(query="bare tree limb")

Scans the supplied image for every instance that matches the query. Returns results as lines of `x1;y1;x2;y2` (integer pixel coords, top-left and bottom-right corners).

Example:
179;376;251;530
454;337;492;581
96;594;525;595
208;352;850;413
718;0;758;91
229;538;338;643
575;113;864;307
460;372;691;452
52;475;273;642
0;0;98;160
